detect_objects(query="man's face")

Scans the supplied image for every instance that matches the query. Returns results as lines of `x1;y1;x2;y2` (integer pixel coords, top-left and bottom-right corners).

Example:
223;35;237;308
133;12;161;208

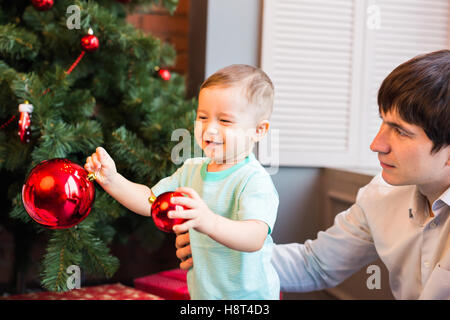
370;110;450;186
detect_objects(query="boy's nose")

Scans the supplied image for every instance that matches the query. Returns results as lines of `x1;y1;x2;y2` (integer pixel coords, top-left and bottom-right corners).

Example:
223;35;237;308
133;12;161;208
370;124;390;154
205;125;219;135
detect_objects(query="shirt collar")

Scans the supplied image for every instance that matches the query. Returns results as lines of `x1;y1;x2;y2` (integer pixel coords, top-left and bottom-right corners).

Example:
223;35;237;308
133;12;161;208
408;186;450;225
432;187;450;211
407;186;429;226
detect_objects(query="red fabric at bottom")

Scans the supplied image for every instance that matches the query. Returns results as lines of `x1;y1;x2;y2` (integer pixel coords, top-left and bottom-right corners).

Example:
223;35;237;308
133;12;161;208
134;268;190;300
1;283;162;300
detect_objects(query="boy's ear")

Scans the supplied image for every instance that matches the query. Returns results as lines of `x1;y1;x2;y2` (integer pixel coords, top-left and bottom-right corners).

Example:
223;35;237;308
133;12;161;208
253;120;270;142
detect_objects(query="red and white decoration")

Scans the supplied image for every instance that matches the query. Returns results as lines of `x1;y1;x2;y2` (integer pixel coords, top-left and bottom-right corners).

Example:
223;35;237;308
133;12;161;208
18;102;33;143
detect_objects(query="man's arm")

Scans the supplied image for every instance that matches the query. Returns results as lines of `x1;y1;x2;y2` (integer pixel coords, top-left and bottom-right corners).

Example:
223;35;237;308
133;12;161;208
273;203;379;292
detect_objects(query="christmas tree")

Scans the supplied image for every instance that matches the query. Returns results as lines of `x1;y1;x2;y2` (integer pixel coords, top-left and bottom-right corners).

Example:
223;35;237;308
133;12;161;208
0;0;196;292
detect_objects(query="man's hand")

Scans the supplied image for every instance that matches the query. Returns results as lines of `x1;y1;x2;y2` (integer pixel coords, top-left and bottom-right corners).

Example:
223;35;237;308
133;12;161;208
175;231;193;270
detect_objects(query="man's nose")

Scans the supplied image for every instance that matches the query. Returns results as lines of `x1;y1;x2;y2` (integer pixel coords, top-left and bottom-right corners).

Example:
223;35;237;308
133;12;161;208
370;124;390;154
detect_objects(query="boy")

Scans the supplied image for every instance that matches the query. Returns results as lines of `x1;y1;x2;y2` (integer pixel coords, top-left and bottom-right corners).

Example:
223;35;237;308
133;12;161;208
85;64;280;299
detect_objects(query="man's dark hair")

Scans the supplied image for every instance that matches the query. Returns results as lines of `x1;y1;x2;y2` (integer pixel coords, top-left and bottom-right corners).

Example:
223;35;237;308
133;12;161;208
378;49;449;153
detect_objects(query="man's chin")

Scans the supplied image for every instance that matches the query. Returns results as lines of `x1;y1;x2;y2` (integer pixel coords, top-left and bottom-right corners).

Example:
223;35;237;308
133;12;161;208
381;170;409;186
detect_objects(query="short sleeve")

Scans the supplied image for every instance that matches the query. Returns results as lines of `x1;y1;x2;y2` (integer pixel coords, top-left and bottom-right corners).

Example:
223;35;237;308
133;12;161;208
151;166;183;196
236;174;279;234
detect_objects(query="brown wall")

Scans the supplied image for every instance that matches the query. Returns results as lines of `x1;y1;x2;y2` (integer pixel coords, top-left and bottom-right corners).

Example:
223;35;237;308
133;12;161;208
126;0;190;75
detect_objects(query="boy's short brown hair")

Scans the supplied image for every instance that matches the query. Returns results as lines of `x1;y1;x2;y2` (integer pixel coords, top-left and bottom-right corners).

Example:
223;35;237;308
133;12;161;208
200;64;274;120
378;50;450;153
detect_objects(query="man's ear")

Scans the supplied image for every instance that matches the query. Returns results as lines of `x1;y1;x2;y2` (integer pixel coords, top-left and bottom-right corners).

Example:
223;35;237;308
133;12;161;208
445;145;450;166
253;120;270;142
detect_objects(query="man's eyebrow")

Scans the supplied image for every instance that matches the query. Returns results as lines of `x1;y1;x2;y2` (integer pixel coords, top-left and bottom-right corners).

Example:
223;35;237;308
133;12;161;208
385;120;415;135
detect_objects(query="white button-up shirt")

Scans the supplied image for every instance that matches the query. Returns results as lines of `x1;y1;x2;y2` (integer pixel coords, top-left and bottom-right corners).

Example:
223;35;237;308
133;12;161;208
272;174;450;299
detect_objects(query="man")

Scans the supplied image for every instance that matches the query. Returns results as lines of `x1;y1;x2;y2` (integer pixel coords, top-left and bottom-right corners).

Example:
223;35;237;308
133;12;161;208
175;50;450;299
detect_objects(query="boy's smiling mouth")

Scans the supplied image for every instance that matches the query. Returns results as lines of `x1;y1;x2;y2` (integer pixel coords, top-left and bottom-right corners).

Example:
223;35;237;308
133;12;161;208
204;140;223;147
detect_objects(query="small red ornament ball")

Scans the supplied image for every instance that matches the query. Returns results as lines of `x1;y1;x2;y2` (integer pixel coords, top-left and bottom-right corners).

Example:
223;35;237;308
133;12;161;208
150;192;187;233
81;34;100;52
158;69;171;81
22;158;95;229
31;0;54;11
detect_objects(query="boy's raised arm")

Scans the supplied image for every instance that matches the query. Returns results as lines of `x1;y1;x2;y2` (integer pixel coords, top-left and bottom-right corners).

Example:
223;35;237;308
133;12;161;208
85;147;154;217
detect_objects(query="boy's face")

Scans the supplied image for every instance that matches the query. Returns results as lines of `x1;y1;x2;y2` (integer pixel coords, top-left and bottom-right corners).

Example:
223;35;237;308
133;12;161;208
370;110;450;187
195;86;264;165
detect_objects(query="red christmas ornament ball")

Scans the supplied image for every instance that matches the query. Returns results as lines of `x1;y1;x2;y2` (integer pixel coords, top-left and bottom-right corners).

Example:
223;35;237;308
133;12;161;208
31;0;54;11
22;158;95;229
81;34;100;52
158;69;171;81
150;191;187;233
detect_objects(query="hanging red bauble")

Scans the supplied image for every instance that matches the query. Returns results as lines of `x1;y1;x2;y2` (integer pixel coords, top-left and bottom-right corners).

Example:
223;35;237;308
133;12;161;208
158;69;171;81
80;29;99;52
22;158;95;229
31;0;54;11
18;102;33;143
149;191;187;233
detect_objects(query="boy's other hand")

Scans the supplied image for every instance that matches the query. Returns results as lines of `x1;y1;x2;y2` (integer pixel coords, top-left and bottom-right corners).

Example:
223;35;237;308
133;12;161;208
169;187;217;235
175;231;193;270
84;147;117;186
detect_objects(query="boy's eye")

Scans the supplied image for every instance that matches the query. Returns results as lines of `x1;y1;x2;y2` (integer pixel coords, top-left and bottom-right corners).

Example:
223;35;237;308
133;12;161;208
220;119;232;123
198;116;207;120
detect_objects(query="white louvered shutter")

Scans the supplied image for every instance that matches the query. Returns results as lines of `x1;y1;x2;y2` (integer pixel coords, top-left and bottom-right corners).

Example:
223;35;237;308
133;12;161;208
259;0;450;169
359;0;450;168
259;0;364;167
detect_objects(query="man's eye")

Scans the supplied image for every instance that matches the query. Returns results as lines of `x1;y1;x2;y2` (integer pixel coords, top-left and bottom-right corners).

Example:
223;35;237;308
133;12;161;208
395;128;408;136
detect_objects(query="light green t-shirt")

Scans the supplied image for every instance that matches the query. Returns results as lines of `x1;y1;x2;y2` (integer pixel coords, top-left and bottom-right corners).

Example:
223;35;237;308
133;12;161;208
151;153;280;299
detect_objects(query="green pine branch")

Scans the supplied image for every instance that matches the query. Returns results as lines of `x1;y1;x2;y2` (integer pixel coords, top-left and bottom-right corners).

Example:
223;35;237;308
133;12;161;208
0;24;40;61
40;229;83;292
41;220;119;292
0;0;193;293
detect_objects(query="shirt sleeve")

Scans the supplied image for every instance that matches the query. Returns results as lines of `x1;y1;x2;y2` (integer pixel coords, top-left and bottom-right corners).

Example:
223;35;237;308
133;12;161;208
236;173;279;234
151;165;183;197
272;202;379;292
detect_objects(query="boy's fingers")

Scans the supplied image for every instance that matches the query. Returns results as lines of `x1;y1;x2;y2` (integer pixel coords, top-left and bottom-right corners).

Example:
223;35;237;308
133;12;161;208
84;162;93;172
96;147;109;163
168;209;195;220
176;187;200;200
85;157;94;171
173;220;195;234
90;155;99;171
170;196;196;209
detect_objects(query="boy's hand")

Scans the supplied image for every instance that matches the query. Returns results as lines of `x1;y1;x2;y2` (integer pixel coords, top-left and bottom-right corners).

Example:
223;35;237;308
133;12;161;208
169;187;217;235
84;147;117;186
